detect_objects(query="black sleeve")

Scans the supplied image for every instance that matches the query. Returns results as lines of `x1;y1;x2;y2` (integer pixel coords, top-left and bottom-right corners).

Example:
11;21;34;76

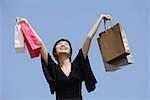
74;49;97;92
41;53;56;94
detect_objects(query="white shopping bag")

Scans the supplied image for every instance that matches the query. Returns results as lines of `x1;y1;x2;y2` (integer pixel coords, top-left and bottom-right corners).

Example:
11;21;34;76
14;23;25;53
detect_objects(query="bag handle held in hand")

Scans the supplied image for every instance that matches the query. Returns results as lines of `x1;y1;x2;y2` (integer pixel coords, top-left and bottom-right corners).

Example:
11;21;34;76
104;19;113;31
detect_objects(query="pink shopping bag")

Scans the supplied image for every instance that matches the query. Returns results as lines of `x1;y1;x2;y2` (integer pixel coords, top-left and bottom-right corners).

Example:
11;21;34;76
20;21;41;58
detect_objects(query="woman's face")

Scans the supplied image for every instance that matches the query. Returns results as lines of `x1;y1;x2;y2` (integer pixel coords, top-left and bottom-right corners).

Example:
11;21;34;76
55;41;71;57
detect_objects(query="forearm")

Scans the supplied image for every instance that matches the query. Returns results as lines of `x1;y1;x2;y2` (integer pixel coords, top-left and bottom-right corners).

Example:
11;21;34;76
40;42;48;66
82;37;91;58
82;16;103;58
87;16;103;39
34;33;48;65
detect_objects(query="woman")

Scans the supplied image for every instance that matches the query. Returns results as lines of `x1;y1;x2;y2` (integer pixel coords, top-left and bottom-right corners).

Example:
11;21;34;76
18;14;111;100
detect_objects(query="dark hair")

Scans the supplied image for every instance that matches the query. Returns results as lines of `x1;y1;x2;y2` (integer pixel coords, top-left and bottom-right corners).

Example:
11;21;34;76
52;39;72;61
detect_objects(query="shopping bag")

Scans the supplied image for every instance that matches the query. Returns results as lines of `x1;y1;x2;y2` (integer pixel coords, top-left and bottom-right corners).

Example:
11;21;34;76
20;20;41;58
103;53;134;72
14;23;25;53
97;20;133;72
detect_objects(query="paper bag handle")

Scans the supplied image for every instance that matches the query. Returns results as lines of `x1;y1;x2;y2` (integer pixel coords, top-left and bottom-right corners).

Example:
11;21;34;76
104;19;113;31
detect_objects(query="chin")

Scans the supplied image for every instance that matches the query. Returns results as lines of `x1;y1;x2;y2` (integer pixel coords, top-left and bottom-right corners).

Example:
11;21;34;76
57;50;68;54
59;52;69;55
59;50;69;53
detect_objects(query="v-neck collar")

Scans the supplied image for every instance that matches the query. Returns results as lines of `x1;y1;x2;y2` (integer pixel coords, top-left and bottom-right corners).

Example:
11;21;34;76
57;63;73;78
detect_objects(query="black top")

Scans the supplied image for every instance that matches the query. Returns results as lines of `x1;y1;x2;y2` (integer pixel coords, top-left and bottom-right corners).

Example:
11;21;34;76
41;49;97;100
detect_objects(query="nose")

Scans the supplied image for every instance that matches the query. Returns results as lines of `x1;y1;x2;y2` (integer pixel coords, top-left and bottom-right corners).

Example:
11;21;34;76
60;44;66;48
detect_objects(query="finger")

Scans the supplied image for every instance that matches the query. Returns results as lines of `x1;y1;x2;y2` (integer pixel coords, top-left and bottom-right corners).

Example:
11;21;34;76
104;15;111;20
104;16;110;20
107;15;112;19
16;17;22;22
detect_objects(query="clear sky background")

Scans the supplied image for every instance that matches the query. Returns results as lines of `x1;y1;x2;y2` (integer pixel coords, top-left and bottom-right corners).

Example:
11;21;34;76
0;0;149;100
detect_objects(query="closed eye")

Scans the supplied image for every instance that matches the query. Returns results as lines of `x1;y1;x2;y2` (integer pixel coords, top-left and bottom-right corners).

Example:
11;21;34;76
57;42;69;46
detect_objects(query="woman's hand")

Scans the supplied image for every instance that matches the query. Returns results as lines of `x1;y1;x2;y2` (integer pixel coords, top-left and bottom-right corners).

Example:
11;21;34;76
100;14;112;21
16;17;26;24
86;14;112;39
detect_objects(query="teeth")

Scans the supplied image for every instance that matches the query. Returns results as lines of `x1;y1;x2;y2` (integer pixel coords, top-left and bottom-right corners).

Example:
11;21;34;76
60;48;67;50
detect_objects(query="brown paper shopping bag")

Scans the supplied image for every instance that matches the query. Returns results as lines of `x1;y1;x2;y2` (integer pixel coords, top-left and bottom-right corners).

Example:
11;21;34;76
97;20;133;72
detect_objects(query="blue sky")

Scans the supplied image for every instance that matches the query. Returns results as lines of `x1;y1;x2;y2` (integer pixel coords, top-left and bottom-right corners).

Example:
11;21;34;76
0;0;149;100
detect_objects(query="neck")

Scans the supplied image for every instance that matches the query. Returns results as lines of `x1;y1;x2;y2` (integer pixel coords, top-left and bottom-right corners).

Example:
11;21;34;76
57;54;71;68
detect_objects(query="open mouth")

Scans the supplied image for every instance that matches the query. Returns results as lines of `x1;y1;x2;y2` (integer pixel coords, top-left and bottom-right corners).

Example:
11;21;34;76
60;47;67;50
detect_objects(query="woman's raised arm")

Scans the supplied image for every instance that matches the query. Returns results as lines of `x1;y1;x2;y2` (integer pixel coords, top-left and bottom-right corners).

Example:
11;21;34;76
82;14;111;59
17;17;49;65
